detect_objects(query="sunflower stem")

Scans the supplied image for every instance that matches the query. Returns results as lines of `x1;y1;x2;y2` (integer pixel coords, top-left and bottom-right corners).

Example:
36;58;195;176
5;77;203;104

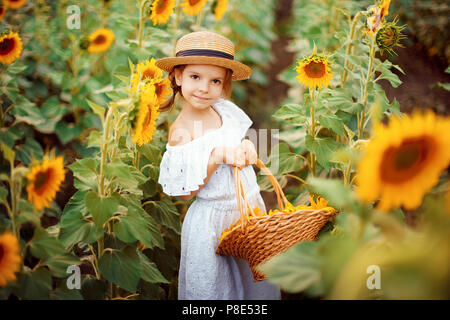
172;0;182;56
309;89;317;177
341;11;364;87
137;0;146;48
358;39;376;139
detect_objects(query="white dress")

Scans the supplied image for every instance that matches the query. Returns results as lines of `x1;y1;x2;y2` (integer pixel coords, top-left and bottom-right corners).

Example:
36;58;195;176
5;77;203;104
158;98;281;300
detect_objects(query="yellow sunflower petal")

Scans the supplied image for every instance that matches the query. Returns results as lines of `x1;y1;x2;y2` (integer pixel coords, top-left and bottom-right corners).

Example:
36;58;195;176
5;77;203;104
87;28;115;54
356;110;450;212
150;0;176;25
0;5;7;20
296;45;333;89
4;0;27;9
0;31;23;64
26;155;66;211
131;58;164;92
0;232;21;287
213;0;228;21
180;0;208;17
133;84;160;146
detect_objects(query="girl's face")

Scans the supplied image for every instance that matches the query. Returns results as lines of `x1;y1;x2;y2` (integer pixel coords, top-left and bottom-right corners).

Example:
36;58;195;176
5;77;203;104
175;64;227;111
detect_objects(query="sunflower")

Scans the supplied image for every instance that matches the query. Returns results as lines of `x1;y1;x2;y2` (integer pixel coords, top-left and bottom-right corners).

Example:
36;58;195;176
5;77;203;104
0;5;6;20
26;155;66;211
212;0;228;21
296;44;333;89
0;232;21;287
3;0;26;9
356;111;450;212
153;78;172;105
180;0;208;17
0;31;23;64
87;28;115;54
150;0;176;25
377;0;391;21
133;84;160;146
376;17;406;56
130;58;163;92
364;0;391;39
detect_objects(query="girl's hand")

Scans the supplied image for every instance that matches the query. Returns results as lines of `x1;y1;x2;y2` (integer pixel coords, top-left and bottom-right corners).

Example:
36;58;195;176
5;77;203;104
238;139;258;167
212;145;253;169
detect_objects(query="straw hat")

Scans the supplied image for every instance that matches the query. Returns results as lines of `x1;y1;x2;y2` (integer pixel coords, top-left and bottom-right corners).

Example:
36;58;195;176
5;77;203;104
155;31;252;81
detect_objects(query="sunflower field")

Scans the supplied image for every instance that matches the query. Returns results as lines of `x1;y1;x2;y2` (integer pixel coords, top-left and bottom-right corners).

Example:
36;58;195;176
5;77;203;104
0;0;449;301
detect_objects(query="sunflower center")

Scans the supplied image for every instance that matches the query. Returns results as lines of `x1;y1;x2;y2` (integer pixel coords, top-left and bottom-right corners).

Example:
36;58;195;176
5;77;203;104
34;171;50;193
156;0;169;13
189;0;202;5
154;83;162;96
304;61;326;78
0;6;5;15
93;35;107;45
143;107;152;128
0;37;15;56
380;136;435;184
141;68;157;81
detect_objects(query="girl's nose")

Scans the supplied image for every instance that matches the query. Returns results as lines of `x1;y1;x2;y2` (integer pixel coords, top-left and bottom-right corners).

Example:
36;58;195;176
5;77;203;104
198;80;209;93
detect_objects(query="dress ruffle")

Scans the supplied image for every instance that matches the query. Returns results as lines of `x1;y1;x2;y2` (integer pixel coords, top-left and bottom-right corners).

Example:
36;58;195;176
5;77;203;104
158;99;253;197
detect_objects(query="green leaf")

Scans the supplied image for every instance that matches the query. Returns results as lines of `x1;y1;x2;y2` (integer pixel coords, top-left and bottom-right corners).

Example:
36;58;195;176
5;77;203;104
0;186;7;204
68;158;99;192
272;104;307;124
153;197;181;234
306;176;354;209
105;160;148;190
29;227;68;260
377;60;402;88
122;194;164;249
305;135;340;170
0;141;15;164
318;114;345;135
113;209;154;248
12;267;52;299
266;142;304;177
98;246;142;293
81;278;108;300
7;62;28;74
258;241;323;294
86;99;105;122
15;138;43;165
85;191;119;229
434;82;450;91
50;282;84;300
138;251;169;284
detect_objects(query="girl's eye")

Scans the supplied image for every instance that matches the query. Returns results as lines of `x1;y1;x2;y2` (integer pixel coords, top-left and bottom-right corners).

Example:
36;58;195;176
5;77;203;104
213;79;221;85
191;75;199;80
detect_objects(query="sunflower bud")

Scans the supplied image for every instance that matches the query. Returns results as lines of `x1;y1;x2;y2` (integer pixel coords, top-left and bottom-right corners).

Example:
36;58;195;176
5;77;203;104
375;17;406;55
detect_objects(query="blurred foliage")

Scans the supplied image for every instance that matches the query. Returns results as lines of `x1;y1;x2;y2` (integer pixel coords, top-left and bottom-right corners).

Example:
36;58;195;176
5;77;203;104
390;0;450;62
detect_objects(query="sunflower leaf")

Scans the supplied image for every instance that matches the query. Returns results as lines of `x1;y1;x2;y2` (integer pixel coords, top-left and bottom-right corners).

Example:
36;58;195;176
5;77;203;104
85;191;119;229
305;135;341;170
98;246;142;294
138;251;169;284
258;241;323;294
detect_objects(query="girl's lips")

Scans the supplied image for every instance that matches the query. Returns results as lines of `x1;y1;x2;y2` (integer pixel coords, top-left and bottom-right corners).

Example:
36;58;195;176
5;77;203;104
193;95;209;100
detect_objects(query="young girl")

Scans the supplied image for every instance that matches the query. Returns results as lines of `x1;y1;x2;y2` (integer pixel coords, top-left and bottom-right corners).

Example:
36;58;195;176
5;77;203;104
156;31;281;300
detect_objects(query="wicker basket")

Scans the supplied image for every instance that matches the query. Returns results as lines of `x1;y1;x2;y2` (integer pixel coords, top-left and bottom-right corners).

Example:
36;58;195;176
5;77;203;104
215;159;337;282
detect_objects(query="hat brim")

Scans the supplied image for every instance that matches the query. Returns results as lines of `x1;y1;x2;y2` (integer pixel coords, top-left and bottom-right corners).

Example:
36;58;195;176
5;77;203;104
155;56;252;81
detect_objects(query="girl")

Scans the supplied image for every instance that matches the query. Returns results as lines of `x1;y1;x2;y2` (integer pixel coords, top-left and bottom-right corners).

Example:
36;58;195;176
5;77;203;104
156;31;281;300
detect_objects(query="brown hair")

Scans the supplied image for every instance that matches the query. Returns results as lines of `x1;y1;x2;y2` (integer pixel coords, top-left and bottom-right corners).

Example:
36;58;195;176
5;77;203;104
158;65;233;113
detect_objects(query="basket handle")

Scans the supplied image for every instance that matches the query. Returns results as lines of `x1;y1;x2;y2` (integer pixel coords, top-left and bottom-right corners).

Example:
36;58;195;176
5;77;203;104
233;159;289;232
